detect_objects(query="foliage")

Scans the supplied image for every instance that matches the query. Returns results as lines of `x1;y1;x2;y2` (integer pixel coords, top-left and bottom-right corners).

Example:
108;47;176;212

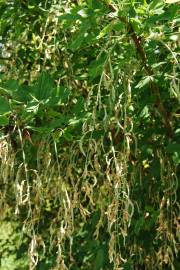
0;0;179;269
0;220;29;270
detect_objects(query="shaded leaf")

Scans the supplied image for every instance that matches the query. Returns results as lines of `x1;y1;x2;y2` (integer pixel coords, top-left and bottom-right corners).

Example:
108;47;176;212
0;115;9;126
0;96;11;114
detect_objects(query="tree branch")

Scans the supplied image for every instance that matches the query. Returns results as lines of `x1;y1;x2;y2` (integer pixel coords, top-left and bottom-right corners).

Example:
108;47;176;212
108;4;173;138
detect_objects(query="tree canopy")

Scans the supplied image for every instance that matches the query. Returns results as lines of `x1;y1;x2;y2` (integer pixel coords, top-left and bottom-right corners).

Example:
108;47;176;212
0;0;179;269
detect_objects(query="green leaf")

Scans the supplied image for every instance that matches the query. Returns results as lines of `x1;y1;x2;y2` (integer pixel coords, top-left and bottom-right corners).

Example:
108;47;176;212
112;21;124;31
93;248;105;270
130;17;141;32
63;129;73;141
151;62;166;68
87;0;93;8
134;217;145;235
88;54;107;80
135;76;154;89
0;115;9;126
149;0;164;11
97;22;114;39
68;118;81;126
0;86;12;99
69;33;84;51
172;152;180;165
4;79;18;92
49;117;69;128
169;34;180;41
59;13;79;23
69;22;90;51
77;9;88;18
27;126;52;134
123;261;134;270
72;97;84;114
140;106;150;119
33;72;54;101
0;96;11;114
56;86;70;104
166;143;180;153
28;5;35;9
91;0;106;10
13;85;31;103
26;101;39;113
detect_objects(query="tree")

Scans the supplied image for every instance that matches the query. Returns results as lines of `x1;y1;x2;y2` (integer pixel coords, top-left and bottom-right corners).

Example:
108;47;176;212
0;0;179;269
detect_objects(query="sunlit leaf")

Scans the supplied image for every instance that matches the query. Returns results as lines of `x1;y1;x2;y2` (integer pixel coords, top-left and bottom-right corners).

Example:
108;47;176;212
135;76;154;89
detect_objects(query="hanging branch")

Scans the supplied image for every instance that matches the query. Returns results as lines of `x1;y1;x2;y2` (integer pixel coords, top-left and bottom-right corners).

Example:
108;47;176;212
108;4;173;138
